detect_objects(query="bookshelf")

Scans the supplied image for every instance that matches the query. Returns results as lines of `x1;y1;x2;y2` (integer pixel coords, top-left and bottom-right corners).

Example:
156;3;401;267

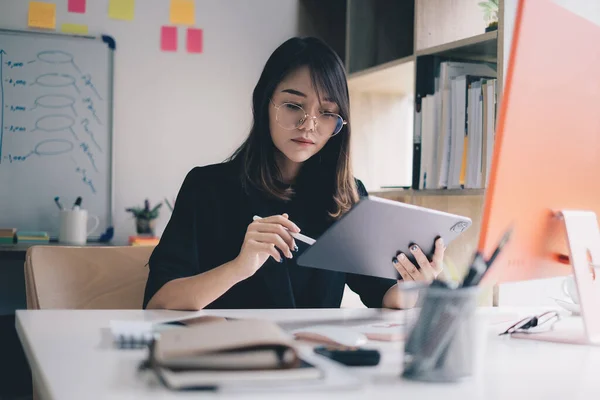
299;0;512;292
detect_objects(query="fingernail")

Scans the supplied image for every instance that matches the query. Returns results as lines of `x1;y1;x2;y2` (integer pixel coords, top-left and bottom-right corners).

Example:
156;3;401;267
392;257;399;264
398;253;406;260
410;245;418;252
279;257;284;264
293;244;299;252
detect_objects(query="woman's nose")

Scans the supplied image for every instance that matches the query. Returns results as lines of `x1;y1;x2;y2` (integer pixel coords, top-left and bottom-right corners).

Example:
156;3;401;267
300;115;317;132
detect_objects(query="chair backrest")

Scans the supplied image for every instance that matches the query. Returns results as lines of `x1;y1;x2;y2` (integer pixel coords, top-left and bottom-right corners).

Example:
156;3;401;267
25;245;153;310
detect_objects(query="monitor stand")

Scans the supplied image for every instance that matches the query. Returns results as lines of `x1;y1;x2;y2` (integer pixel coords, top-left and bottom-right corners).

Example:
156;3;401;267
512;210;600;346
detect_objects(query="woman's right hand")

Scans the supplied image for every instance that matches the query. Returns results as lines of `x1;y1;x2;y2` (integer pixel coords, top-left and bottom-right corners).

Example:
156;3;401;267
233;214;300;279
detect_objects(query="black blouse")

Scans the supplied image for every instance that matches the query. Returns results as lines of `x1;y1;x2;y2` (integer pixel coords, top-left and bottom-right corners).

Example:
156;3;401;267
143;160;397;309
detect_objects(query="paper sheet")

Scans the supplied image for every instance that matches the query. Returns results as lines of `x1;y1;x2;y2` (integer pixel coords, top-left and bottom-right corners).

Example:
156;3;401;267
161;26;178;52
61;23;88;35
28;1;56;30
68;0;86;14
186;28;202;53
108;0;135;21
170;0;195;25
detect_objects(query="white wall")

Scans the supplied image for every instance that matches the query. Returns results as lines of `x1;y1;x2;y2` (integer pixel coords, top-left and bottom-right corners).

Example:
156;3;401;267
0;0;301;241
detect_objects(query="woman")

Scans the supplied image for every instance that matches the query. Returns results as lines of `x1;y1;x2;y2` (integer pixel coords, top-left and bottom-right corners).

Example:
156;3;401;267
144;37;445;310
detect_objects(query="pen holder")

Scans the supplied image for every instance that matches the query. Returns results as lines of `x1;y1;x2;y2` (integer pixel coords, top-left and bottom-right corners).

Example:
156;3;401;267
400;284;484;382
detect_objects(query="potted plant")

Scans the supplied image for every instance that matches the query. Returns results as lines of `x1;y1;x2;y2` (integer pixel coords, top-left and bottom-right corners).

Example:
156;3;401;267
126;199;162;236
479;0;499;32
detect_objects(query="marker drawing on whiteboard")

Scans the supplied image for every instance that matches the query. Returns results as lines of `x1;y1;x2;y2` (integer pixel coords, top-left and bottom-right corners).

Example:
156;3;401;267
32;73;80;93
37;50;82;74
2;139;74;163
81;118;101;152
80;142;98;172
81;74;103;101
33;114;79;141
75;166;97;194
32;94;78;116
82;97;102;124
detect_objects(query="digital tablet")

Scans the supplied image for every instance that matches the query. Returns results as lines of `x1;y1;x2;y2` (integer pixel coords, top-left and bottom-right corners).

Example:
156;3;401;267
296;196;472;280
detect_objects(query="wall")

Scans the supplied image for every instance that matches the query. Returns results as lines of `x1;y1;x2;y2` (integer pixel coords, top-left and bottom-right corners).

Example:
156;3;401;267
0;0;302;241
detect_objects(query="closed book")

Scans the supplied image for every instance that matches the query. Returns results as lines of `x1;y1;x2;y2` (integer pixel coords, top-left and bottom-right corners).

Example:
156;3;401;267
0;228;16;237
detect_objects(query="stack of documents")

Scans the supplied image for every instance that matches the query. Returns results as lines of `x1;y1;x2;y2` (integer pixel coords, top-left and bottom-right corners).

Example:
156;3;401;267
16;231;49;244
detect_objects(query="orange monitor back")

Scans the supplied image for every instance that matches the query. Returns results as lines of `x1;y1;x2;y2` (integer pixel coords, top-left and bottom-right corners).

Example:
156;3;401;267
479;0;600;284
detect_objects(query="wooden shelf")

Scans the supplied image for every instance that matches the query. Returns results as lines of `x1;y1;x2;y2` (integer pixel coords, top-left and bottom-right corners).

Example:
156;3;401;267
347;55;415;95
416;31;498;61
372;188;486;197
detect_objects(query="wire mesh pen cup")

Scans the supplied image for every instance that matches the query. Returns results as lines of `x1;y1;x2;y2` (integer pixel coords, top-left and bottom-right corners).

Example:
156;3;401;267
399;283;483;382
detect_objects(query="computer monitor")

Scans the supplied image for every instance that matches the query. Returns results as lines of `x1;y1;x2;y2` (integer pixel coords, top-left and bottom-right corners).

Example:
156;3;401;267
478;0;600;343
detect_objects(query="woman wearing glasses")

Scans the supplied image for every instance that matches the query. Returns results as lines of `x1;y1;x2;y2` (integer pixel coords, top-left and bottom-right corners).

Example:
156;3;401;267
144;37;445;310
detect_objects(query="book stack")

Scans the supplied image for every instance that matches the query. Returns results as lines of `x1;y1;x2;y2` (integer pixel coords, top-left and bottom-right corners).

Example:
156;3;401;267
16;231;50;244
0;228;17;244
128;235;159;246
413;61;498;190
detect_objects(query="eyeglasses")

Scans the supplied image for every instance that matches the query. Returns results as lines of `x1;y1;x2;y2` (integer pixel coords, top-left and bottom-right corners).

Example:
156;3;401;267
270;100;347;137
499;311;560;336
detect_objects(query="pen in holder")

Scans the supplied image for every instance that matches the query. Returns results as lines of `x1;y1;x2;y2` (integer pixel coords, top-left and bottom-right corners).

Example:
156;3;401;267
401;283;483;382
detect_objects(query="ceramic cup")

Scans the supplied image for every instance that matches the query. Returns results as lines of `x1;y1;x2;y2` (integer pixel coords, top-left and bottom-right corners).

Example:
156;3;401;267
562;275;580;304
58;209;100;245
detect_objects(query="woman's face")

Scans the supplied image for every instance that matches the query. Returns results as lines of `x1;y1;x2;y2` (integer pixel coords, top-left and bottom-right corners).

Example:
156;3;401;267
269;66;341;164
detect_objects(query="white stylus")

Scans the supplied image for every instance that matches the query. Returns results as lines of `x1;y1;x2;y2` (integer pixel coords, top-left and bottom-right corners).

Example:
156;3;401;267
252;215;316;246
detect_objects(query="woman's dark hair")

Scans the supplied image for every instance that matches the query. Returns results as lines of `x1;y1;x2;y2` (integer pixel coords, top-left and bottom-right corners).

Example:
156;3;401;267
229;36;358;219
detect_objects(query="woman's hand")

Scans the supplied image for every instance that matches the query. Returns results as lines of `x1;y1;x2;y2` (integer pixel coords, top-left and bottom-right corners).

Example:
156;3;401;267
232;213;300;279
392;237;446;283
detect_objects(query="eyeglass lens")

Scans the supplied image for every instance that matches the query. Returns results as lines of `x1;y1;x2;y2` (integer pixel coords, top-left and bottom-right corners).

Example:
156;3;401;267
276;103;344;136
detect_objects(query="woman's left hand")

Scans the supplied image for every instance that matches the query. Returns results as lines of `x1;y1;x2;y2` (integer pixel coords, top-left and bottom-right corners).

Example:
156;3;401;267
392;237;445;283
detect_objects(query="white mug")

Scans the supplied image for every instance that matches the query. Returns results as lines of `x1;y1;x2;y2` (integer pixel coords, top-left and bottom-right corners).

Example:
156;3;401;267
562;275;580;304
58;209;100;245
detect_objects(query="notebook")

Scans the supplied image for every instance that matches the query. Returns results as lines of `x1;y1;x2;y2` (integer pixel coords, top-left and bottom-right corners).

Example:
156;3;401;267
144;319;324;390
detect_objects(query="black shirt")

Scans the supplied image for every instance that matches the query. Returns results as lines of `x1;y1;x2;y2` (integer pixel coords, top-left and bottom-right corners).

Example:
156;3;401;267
143;160;397;309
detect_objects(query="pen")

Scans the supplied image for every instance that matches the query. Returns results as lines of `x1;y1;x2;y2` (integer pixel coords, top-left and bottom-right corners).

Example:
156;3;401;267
54;196;64;211
252;215;315;245
460;227;512;287
72;196;82;210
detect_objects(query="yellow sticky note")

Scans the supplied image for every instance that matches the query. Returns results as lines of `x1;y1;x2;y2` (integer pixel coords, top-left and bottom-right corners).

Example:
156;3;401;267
170;0;195;26
28;1;56;30
108;0;135;21
61;23;89;35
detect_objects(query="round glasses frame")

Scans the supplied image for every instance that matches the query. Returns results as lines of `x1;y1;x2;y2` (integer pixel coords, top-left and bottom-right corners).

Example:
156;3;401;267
270;99;347;137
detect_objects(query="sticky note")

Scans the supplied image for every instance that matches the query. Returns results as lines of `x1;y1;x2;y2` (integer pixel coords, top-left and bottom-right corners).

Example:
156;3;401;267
68;0;86;13
186;28;203;54
61;23;88;35
108;0;135;21
161;26;178;52
28;1;56;30
170;0;195;26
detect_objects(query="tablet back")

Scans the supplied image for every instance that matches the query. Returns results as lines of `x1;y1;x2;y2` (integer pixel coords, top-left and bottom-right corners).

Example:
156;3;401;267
296;196;472;280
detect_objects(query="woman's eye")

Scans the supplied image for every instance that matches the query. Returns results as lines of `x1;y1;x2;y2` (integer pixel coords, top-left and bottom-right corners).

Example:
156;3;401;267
284;103;302;110
321;112;337;118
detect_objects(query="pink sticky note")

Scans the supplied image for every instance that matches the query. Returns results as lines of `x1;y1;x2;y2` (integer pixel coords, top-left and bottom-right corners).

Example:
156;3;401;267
187;28;203;54
161;26;178;52
68;0;86;13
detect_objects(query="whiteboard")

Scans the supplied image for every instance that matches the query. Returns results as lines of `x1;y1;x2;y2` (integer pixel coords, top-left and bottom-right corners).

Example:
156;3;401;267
0;29;114;239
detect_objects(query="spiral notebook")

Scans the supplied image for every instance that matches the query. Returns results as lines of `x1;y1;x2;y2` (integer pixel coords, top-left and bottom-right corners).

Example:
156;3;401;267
109;315;228;349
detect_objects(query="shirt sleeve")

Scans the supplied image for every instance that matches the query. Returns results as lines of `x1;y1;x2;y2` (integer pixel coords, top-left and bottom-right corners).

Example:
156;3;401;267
345;179;397;308
143;168;203;308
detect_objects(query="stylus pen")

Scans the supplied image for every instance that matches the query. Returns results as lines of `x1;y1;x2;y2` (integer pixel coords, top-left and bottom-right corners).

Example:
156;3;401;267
252;215;316;245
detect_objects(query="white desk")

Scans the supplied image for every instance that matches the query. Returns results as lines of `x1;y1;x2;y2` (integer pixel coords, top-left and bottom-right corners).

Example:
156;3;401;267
15;308;600;400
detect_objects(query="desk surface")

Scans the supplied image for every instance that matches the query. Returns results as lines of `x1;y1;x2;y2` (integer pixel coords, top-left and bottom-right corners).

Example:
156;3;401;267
16;308;600;400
